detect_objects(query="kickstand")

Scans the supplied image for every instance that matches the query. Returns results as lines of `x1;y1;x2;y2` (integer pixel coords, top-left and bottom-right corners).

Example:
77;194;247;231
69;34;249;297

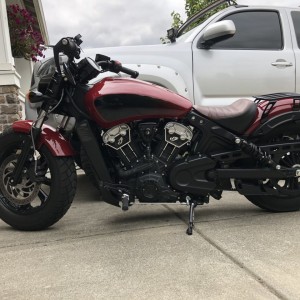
186;201;197;235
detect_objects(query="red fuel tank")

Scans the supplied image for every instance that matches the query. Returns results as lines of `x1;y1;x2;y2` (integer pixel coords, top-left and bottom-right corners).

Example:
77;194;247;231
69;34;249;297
84;77;192;128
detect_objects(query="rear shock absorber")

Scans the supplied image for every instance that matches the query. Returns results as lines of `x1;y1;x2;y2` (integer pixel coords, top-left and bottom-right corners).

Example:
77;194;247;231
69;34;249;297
234;138;279;169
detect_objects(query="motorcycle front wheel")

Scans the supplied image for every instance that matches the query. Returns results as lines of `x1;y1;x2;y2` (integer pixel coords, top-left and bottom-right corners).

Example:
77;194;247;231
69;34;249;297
0;128;77;230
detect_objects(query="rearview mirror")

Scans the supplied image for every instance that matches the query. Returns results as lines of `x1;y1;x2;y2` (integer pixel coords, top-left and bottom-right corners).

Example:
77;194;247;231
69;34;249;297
200;20;236;48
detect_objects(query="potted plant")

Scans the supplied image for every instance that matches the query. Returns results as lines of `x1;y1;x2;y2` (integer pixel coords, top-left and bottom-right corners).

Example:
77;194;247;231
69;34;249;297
7;4;45;61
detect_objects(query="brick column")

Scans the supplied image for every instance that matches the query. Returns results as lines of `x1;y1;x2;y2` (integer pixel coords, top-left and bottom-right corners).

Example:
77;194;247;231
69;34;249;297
0;85;21;132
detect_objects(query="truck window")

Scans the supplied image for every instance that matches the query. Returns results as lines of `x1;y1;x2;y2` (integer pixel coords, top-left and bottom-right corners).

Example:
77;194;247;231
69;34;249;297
210;11;283;50
291;11;300;48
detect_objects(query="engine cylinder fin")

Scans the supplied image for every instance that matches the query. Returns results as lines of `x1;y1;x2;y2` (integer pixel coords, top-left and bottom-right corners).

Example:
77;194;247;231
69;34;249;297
103;124;141;167
155;122;193;163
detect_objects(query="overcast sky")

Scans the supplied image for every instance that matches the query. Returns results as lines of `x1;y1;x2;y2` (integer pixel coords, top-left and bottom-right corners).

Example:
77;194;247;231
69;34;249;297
41;0;300;49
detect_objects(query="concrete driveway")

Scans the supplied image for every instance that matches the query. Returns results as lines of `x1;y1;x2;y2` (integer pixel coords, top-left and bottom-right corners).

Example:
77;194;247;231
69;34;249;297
0;173;299;300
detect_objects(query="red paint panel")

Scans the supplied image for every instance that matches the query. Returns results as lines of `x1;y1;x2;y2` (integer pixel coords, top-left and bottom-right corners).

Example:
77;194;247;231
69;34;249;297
85;77;192;128
12;120;75;156
246;98;295;135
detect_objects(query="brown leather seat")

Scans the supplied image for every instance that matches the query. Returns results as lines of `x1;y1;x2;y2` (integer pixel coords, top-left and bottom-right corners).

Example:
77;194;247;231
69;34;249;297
193;99;257;134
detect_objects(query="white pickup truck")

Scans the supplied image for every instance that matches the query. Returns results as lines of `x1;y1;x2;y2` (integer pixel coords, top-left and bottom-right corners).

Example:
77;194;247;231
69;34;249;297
26;1;300;124
84;2;300;106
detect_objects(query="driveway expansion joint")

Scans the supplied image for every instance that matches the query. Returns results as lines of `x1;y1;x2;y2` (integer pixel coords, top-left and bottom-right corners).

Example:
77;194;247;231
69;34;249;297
164;204;288;300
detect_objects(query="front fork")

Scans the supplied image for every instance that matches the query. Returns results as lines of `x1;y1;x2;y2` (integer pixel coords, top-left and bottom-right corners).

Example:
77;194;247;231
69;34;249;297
10;110;48;186
10;69;69;185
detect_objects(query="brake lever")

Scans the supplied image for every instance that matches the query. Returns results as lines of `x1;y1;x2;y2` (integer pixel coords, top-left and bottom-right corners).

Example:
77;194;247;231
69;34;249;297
41;44;54;48
53;46;61;75
74;34;83;46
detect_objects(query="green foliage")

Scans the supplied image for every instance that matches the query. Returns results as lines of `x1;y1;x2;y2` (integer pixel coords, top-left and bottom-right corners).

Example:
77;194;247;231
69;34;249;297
186;0;211;18
160;11;184;44
171;11;184;29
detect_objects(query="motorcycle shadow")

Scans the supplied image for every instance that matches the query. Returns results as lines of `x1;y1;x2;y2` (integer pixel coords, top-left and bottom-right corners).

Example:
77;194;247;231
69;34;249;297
75;173;101;202
109;202;267;226
74;174;288;227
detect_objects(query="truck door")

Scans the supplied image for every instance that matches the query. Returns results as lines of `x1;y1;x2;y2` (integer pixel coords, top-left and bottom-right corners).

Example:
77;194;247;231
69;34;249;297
289;9;300;94
192;9;295;105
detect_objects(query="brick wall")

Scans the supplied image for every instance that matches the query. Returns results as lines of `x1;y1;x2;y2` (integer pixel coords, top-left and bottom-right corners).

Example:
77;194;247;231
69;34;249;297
0;85;22;132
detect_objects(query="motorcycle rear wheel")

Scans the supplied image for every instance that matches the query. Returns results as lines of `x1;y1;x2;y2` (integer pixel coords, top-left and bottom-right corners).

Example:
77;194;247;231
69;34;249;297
0;128;77;230
245;123;300;212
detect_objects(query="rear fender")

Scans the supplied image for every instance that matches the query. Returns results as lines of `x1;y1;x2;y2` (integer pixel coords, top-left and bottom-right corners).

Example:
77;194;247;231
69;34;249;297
12;120;75;156
249;111;300;137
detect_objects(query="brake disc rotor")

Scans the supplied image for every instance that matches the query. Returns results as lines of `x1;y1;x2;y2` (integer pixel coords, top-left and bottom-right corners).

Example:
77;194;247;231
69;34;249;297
0;154;41;205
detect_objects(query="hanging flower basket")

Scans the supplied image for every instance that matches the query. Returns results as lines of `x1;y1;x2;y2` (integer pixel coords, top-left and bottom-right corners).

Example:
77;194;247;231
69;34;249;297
7;4;45;61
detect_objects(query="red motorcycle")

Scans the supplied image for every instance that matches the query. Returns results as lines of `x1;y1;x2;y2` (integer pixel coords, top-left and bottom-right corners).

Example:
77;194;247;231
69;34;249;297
1;35;300;235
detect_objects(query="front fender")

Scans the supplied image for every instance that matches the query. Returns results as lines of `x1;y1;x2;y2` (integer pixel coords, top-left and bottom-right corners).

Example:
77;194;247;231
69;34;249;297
12;120;75;157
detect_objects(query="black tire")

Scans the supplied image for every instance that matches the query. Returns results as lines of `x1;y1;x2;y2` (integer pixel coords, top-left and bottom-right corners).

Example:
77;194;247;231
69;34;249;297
246;195;300;212
0;128;77;230
245;123;300;212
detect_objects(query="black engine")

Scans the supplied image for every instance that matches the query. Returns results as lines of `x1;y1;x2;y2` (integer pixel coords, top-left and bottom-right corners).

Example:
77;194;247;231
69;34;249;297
102;121;193;202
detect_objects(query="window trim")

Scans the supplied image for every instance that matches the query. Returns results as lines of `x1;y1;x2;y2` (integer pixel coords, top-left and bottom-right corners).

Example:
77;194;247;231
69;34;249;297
291;11;300;49
197;9;284;51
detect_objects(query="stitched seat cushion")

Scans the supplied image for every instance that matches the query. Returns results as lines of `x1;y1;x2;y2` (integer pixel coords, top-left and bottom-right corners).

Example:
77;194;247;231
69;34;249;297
193;99;257;134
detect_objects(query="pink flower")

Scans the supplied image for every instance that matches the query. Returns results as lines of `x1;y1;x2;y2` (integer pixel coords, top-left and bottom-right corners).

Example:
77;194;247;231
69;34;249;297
7;4;45;61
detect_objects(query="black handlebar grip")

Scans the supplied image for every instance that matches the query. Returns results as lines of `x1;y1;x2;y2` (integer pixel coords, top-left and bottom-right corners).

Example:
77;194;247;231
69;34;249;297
120;66;139;78
97;60;139;78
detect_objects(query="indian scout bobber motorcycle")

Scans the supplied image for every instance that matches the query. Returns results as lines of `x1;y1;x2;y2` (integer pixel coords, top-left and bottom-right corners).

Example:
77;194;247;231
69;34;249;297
1;34;300;235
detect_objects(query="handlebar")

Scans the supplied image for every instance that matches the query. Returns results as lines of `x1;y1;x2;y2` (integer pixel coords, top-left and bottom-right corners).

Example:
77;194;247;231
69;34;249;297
53;34;82;73
118;65;139;79
52;35;139;81
97;59;139;78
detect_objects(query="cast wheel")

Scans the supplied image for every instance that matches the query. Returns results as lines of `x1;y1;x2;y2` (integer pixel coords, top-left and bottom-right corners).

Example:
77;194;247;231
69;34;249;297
245;124;300;212
0;128;77;230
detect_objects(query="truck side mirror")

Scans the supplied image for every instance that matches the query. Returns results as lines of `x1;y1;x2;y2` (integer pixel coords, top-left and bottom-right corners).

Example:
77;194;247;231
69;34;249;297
199;20;236;48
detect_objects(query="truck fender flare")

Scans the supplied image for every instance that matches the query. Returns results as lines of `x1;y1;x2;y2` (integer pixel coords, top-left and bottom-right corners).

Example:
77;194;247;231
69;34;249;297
12;120;75;157
124;64;191;100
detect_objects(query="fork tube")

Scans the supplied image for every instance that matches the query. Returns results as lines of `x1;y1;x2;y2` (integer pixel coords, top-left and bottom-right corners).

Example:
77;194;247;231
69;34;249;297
10;109;47;185
10;136;33;186
58;116;70;131
33;109;47;131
